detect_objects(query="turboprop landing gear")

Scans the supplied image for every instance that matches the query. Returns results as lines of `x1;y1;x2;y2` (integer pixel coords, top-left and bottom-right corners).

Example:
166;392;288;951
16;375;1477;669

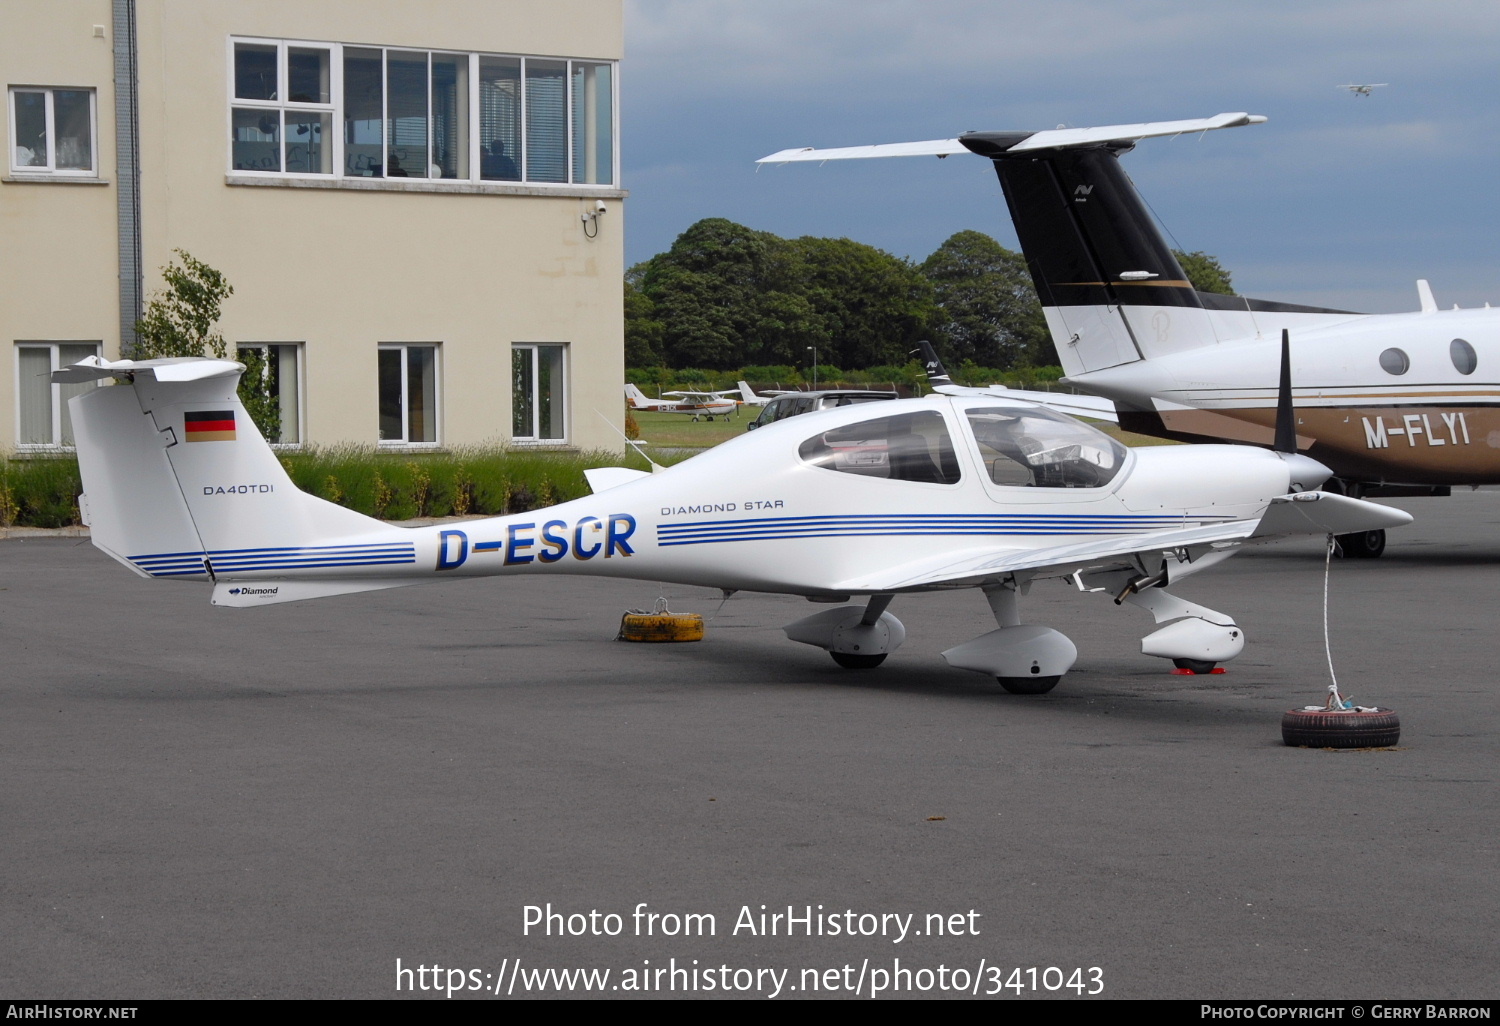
940;580;1078;694
1336;529;1385;559
784;594;906;670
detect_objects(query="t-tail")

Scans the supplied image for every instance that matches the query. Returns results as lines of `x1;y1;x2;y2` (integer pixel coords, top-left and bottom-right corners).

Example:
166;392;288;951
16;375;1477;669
58;357;428;607
760;114;1364;383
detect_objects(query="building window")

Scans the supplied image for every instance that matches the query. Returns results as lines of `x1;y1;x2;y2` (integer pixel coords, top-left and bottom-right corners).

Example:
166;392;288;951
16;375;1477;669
229;38;615;187
236;343;303;444
231;40;334;174
512;343;567;442
9;87;96;176
16;342;100;446
378;344;439;445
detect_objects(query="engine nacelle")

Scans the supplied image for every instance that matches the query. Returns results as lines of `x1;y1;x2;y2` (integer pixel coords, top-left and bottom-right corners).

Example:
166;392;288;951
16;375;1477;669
941;625;1078;679
1140;616;1244;663
784;606;907;656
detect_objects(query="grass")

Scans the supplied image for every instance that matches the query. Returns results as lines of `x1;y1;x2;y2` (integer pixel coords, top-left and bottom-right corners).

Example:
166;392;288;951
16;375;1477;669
0;455;82;528
631;409;752;449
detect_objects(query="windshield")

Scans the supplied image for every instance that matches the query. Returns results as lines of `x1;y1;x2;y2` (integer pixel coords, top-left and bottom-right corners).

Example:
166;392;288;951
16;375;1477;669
965;406;1126;488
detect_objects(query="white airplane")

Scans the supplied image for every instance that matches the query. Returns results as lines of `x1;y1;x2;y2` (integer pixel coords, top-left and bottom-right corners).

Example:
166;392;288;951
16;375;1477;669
624;383;737;420
760;112;1500;558
735;380;783;406
1338;84;1387;97
55;354;1407;691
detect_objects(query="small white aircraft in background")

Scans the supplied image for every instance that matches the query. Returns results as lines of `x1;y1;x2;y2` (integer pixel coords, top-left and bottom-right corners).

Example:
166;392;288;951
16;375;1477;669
1338;84;1387;97
761;112;1500;558
735;380;787;406
58;353;1406;691
624;383;738;420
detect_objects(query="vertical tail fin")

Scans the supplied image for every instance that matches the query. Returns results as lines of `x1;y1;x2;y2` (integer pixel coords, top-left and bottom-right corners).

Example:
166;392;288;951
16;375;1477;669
62;358;388;581
960;134;1221;375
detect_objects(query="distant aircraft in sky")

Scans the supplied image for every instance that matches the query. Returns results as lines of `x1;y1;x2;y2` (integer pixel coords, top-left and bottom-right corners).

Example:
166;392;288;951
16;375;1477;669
1337;84;1387;97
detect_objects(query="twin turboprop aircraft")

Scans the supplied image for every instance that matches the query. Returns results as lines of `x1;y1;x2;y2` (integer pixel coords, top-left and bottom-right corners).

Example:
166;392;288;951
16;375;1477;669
760;113;1500;557
59;354;1406;692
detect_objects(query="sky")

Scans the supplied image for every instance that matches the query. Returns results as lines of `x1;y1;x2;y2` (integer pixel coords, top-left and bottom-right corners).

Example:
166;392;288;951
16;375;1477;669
621;0;1500;314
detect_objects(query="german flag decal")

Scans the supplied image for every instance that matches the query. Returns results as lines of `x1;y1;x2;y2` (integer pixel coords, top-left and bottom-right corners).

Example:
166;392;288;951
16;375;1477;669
184;410;236;442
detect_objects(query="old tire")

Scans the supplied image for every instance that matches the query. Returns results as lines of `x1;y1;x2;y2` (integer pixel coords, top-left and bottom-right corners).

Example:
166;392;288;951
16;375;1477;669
1282;708;1400;748
830;651;886;670
1337;529;1386;559
997;675;1060;695
617;612;705;643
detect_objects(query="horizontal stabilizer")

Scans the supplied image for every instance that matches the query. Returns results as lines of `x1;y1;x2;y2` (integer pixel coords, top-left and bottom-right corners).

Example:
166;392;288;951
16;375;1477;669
757;113;1265;164
52;355;244;384
584;467;651;493
1003;113;1265;153
758;138;969;163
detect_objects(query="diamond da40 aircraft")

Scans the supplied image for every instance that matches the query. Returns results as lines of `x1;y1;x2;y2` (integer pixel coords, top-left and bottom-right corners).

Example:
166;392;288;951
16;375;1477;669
57;353;1405;692
760;113;1500;558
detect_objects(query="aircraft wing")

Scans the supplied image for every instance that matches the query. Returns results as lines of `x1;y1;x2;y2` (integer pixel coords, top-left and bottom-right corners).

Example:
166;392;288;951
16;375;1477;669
835;491;1411;592
834;521;1254;592
930;384;1119;423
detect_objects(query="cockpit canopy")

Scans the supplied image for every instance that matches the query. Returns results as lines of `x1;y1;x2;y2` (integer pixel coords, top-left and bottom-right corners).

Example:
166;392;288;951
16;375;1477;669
965;406;1126;488
795;401;1126;489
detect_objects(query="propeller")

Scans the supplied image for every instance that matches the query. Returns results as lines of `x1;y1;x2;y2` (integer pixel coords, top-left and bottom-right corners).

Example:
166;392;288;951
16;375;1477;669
1272;328;1333;491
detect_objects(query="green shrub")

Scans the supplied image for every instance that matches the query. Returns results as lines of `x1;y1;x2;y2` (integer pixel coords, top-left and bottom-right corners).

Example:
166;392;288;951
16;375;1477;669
0;456;83;528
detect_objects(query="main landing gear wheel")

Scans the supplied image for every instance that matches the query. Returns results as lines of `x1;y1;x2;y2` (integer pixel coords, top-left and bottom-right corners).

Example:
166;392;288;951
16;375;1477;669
1281;708;1401;749
1336;529;1386;559
1172;657;1219;675
830;651;886;670
997;675;1060;695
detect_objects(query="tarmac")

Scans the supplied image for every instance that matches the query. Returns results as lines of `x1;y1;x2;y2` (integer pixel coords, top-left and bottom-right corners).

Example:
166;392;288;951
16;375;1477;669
2;489;1497;999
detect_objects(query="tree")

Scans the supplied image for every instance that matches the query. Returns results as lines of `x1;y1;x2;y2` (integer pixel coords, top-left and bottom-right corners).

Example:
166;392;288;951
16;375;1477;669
921;231;1052;370
626;218;937;370
135;250;280;440
1172;249;1234;295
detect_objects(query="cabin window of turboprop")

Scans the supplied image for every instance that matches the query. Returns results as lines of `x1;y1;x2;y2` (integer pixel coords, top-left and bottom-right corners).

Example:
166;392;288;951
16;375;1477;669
798;410;961;484
965;407;1126;488
1450;338;1478;375
1379;347;1410;375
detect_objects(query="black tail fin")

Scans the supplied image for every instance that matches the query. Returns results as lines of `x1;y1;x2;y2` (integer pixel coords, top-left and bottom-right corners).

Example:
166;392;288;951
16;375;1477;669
913;341;953;388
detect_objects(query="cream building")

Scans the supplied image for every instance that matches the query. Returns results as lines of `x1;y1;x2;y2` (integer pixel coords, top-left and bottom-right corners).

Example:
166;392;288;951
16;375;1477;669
3;0;625;453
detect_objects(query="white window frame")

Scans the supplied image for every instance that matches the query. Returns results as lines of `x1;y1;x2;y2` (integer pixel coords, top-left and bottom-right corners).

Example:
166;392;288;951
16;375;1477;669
235;342;305;447
227;38;339;175
15;342;101;448
511;342;569;445
377;343;442;447
8;87;98;177
225;37;619;189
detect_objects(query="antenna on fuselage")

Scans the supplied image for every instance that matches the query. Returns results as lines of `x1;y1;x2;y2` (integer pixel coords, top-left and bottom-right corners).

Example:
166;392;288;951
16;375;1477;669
596;410;664;473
